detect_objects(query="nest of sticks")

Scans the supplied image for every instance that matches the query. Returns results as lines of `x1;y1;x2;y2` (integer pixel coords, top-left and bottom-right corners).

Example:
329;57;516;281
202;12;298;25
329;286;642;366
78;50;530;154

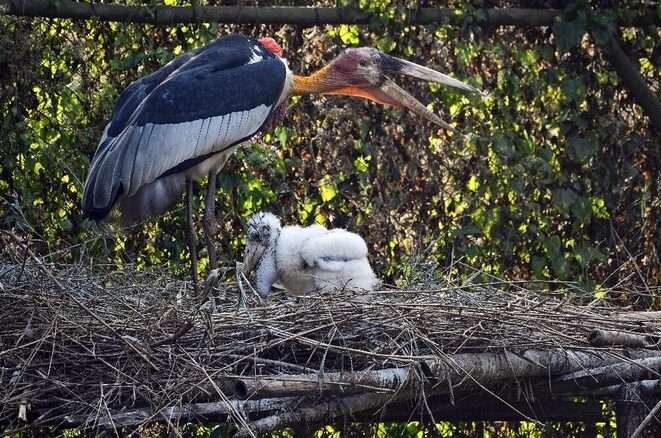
1;234;660;436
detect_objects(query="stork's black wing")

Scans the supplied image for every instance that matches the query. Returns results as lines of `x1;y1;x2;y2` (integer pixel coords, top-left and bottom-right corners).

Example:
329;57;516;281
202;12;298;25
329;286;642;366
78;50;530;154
83;34;287;220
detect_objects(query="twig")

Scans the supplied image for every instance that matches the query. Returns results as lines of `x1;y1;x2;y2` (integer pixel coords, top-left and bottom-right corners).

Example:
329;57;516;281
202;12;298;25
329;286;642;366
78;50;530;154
630;399;661;438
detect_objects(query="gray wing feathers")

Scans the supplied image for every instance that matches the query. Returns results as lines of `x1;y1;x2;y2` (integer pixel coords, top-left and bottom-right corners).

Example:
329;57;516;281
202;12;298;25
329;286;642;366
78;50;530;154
118;173;186;225
84;104;272;216
121;105;271;197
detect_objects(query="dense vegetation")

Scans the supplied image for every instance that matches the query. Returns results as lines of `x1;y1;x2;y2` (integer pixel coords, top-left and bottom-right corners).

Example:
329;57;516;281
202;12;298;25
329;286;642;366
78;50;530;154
1;1;659;304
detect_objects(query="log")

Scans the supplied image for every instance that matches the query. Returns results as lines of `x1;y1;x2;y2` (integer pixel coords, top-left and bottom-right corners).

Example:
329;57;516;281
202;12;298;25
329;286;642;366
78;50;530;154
61;397;300;428
550;356;661;394
235;386;606;435
0;1;659;27
582;379;661;397
232;349;661;399
234;392;395;437
588;329;659;349
233;367;409;398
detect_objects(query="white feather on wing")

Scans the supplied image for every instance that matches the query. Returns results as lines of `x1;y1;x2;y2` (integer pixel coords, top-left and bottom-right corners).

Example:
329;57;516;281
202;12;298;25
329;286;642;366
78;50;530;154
300;230;369;272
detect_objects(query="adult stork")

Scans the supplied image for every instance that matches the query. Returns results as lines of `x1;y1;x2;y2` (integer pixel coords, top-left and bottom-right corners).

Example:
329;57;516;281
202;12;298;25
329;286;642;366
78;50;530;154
82;33;481;292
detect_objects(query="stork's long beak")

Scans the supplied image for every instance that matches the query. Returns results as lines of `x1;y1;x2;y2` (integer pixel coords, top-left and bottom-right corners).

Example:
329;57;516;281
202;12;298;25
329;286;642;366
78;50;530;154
383;55;482;94
296;52;483;130
367;54;482;130
323;80;455;131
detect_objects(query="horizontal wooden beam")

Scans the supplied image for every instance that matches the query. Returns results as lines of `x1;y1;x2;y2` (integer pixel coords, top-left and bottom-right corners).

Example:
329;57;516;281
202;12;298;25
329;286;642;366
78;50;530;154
1;1;659;27
354;399;605;423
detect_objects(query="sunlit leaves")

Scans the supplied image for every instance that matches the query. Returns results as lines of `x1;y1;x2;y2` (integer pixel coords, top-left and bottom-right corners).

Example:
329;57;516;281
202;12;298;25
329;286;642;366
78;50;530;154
319;176;338;203
353;155;370;173
337;25;360;46
1;1;657;296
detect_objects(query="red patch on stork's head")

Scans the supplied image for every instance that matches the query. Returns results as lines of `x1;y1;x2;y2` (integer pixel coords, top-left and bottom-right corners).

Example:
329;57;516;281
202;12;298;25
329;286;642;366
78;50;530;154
258;37;283;57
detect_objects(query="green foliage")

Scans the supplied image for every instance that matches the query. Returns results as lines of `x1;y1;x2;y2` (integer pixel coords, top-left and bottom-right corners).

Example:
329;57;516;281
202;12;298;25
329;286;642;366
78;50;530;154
0;0;659;304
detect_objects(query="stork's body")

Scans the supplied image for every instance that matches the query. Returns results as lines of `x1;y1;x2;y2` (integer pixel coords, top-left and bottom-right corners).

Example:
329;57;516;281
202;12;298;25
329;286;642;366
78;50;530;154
82;33;482;291
84;35;290;224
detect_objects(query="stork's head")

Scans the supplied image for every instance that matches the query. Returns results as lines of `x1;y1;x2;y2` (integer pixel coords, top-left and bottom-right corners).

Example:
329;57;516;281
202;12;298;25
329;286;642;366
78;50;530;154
292;47;483;131
242;212;282;274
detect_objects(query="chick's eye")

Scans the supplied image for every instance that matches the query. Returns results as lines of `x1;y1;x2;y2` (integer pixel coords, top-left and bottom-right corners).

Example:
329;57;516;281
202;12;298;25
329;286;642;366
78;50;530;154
359;60;368;67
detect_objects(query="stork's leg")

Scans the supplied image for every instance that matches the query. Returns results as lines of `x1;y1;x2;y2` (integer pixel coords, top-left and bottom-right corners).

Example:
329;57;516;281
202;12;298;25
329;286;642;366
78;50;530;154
203;170;219;271
185;177;200;297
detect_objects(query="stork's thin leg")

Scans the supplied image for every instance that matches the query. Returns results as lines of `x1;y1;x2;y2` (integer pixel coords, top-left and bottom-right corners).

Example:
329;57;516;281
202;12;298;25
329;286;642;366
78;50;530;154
203;170;219;271
185;177;200;297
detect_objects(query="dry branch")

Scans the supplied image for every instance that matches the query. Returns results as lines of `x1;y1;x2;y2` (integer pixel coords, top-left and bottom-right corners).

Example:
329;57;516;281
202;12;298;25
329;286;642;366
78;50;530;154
588;329;659;349
599;33;661;133
614;311;661;323
630;399;661;438
1;1;659;27
616;383;661;437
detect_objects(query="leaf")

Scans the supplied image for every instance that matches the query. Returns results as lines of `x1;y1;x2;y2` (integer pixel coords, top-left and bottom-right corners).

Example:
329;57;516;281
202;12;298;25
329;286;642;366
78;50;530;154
543;235;562;258
550;254;569;278
591;197;609;219
275;127;288;147
571;196;592;224
467;175;480;192
353;155;370;173
319;177;337;203
552;188;577;214
531;255;547;278
553;15;586;52
566;135;596;163
338;25;360;46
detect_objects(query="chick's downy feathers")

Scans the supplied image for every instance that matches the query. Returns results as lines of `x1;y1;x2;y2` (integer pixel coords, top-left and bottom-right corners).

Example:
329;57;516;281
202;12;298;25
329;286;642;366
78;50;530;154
242;212;379;297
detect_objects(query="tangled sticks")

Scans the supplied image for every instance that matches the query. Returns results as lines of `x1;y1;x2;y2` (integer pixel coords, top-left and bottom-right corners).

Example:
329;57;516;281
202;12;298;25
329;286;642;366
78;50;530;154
0;238;659;436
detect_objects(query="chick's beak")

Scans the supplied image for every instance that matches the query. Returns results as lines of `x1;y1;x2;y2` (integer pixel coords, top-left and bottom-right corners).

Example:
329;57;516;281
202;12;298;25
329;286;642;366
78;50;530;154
242;243;264;275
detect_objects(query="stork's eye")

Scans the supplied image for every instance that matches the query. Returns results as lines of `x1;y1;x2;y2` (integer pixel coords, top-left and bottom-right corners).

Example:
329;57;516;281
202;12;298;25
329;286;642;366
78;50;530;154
248;230;260;241
359;59;369;67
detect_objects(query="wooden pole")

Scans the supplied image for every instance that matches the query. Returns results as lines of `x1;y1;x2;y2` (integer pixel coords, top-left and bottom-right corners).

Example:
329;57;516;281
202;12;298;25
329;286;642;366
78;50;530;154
616;383;661;438
1;1;659;27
